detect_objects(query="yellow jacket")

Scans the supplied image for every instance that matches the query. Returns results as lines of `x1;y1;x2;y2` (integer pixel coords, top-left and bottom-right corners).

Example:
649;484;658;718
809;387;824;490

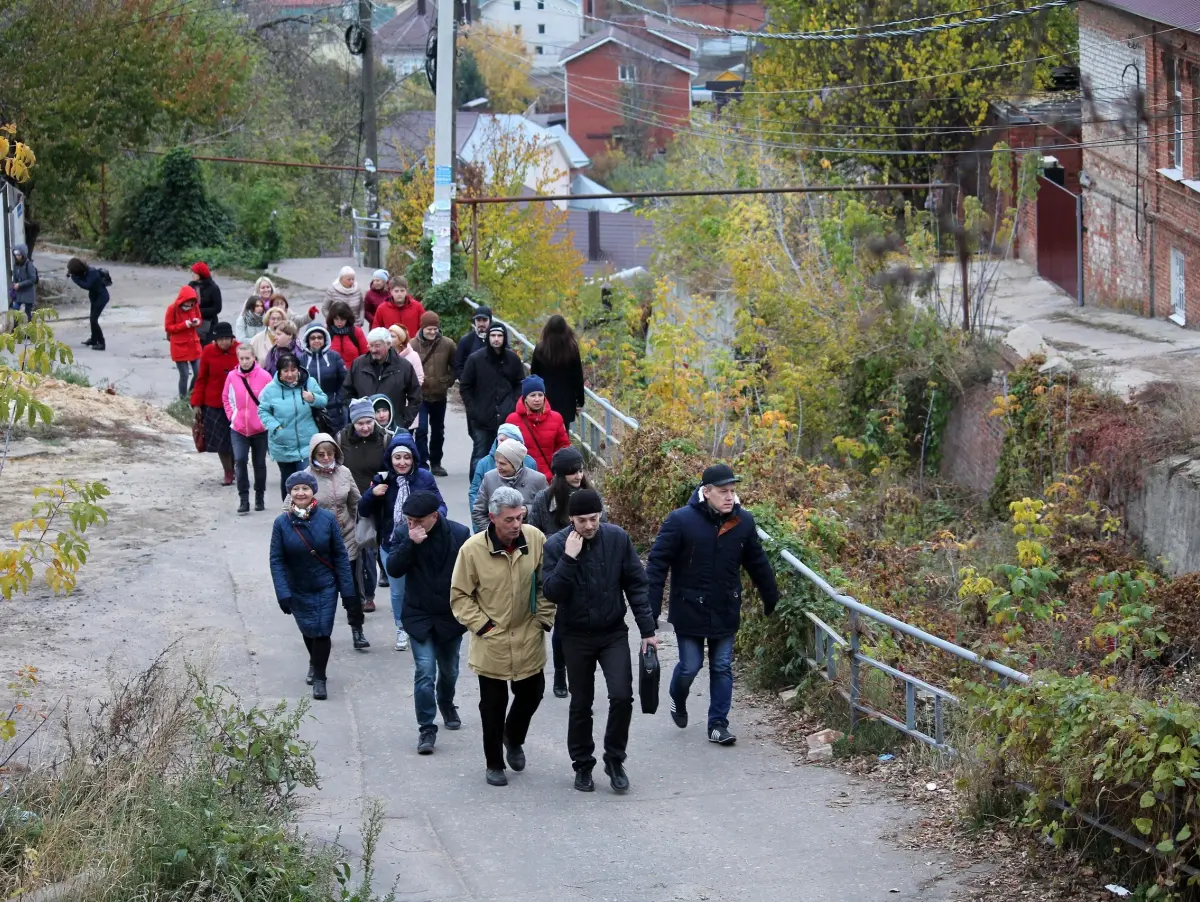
450;525;553;681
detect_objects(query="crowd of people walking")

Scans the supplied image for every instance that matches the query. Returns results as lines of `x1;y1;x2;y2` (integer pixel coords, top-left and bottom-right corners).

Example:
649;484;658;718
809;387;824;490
127;260;781;793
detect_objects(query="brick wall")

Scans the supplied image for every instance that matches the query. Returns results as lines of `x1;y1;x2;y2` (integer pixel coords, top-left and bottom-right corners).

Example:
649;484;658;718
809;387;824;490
1079;2;1153;314
940;380;1009;497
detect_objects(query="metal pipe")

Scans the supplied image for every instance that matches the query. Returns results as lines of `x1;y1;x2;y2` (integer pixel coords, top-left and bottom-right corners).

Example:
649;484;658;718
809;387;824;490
471;204;479;288
458;182;959;205
139;150;412;176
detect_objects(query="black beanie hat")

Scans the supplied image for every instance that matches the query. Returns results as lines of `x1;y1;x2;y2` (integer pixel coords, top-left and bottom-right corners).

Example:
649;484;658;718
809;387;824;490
402;491;442;518
567;488;604;516
551;446;585;476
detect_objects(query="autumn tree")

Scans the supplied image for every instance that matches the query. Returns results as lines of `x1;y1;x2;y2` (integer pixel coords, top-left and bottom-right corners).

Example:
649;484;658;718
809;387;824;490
745;0;1077;179
0;0;252;221
461;24;538;114
380;119;584;330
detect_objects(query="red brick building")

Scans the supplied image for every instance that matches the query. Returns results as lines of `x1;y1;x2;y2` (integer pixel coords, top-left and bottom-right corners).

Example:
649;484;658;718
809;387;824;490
1079;0;1200;324
559;24;698;159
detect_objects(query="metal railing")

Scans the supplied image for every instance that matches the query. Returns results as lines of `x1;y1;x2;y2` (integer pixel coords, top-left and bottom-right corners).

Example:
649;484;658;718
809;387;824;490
460;298;637;466
460;297;1030;748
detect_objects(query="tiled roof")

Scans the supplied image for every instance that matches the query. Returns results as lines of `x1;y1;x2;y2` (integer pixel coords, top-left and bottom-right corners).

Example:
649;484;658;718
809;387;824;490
377;2;437;52
559;24;699;74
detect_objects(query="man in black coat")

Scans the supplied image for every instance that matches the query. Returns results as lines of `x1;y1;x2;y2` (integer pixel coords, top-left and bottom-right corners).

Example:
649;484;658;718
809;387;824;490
459;322;525;474
455;305;491;381
385;491;471;754
344;328;422;430
543;489;657;794
646;464;779;747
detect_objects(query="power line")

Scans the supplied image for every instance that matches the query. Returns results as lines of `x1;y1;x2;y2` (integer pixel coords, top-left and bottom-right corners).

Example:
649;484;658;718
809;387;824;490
611;0;1074;41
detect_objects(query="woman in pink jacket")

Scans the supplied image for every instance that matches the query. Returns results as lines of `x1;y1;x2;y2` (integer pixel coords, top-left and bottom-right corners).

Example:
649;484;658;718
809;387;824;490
224;344;274;514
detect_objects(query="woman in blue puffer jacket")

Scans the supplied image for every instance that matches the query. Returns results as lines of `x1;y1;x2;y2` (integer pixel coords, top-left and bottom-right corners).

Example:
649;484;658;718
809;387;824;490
298;323;348;432
257;353;328;498
357;432;446;651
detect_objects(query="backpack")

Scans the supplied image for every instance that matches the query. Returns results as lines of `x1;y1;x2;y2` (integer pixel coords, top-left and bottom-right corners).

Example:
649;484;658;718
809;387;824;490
96;268;113;287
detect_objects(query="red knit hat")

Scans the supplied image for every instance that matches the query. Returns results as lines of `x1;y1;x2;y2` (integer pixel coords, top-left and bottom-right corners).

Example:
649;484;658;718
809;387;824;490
191;261;211;279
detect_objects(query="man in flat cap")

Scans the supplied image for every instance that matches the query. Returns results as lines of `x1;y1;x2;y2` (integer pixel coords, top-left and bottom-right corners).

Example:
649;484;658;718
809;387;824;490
542;488;656;794
385;490;471;754
646;464;778;747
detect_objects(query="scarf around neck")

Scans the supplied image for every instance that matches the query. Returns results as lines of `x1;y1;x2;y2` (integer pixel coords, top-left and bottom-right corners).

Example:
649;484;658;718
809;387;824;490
391;472;412;530
330;279;359;297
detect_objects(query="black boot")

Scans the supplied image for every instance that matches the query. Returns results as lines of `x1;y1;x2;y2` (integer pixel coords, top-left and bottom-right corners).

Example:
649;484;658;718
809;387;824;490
254;493;265;512
306;664;314;686
238;497;250;515
312;678;328;700
352;626;370;650
553;669;568;698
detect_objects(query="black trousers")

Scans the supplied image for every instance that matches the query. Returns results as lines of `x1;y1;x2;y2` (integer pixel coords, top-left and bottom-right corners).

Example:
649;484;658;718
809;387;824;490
562;629;634;771
277;460;303;499
302;635;332;680
478;672;544;770
90;296;108;346
552;627;565;671
418;399;448;467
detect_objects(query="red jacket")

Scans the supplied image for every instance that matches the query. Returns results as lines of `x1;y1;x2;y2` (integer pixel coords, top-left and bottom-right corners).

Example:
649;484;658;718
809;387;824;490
372;295;426;338
364;287;390;325
505;398;570;480
191;339;241;409
329;326;368;367
165;286;203;363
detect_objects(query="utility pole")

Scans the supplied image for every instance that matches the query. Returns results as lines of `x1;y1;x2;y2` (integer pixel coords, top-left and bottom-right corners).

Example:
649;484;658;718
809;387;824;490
430;0;457;284
359;0;381;269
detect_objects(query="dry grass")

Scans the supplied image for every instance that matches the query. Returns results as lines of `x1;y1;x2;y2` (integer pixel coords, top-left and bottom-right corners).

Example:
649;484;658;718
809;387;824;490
1141;381;1200;460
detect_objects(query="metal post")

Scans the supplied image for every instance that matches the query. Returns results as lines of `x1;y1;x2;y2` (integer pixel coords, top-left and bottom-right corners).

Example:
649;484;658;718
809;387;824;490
431;0;457;286
960;227;971;333
471;203;479;287
848;609;860;733
360;0;380;269
1075;192;1084;307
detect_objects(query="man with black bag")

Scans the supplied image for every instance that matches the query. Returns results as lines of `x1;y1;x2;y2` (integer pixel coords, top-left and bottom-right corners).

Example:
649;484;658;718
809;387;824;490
542;489;657;794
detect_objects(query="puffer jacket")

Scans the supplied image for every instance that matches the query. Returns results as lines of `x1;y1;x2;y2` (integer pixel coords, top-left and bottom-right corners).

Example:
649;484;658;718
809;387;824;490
459;325;525;432
164;286;203;363
336;421;389;494
450;524;553;682
645;489;780;638
384;515;471;644
468;427;537;518
190;339;240;410
223;362;272;436
357;432;447;550
543;522;655;637
413;331;457;402
505;398;570;480
364;286;390;325
371;294;426;337
256;368;328;463
269;506;357;637
298;324;348;431
303;432;362;560
234;297;265;342
471;465;547;533
322;281;364;324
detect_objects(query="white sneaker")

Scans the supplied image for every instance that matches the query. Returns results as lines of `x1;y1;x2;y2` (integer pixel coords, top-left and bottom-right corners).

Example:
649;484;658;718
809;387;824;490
395;629;409;651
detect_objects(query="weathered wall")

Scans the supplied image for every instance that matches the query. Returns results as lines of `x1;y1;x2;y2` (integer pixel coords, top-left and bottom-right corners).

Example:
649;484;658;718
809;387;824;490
1128;457;1200;575
939;380;1007;496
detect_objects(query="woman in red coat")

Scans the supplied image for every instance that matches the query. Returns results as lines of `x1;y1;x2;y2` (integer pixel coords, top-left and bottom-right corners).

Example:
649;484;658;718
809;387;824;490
166;285;204;398
327;300;368;367
505;375;570;480
190;322;241;485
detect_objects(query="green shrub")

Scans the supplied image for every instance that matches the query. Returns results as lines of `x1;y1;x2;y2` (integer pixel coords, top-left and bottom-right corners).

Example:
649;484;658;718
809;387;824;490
166;397;192;426
52;364;90;387
963;673;1200;898
404;238;485;340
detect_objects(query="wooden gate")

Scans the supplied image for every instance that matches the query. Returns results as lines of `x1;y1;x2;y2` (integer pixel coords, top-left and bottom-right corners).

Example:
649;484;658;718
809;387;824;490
1035;175;1082;301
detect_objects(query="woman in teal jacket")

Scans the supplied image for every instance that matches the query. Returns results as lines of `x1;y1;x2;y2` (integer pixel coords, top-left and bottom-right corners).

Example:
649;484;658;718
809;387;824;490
257;352;328;498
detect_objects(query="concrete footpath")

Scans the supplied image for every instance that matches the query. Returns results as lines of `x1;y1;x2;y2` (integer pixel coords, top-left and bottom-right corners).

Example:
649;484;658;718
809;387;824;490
22;256;978;900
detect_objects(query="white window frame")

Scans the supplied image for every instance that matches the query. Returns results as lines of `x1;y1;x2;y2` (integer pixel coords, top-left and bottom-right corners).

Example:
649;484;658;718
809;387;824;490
617;63;637;82
1172;247;1187;326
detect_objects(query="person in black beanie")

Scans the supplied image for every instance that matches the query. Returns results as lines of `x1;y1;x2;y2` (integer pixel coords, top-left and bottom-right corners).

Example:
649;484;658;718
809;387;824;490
542;488;657;794
385;491;471;755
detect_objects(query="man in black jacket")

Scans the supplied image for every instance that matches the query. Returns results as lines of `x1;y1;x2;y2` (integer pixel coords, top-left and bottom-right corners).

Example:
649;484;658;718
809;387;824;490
459;322;525;474
455;305;491;381
344;328;422;430
646;464;778;747
385;491;471;754
543;489;657;794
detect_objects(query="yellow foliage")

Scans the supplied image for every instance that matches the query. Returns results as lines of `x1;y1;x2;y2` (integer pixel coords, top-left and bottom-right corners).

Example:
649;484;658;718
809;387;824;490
461;24;538;114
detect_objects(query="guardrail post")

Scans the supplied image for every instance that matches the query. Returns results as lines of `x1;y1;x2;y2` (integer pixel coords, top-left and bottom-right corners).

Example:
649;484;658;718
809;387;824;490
905;682;917;731
848;609;860;732
604;407;612;446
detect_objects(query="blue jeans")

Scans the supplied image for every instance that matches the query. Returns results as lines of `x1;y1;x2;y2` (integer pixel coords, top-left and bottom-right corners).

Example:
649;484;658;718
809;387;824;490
669;634;736;730
411;633;462;730
377;546;407;630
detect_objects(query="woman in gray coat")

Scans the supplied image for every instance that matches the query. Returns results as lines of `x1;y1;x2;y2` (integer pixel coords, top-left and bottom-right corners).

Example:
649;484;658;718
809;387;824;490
470;439;547;533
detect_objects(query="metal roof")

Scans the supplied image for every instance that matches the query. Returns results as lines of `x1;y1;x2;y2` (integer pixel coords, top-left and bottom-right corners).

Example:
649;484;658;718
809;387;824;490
1089;0;1200;33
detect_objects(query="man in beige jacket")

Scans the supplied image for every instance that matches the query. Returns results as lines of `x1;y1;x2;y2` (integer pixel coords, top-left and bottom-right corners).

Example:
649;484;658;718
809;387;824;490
451;485;555;786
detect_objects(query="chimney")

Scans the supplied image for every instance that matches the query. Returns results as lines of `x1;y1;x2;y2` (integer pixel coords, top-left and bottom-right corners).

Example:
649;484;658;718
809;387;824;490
587;210;602;262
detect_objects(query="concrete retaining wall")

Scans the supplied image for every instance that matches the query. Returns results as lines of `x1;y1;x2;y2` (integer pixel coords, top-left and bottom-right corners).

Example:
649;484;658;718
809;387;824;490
1128;456;1200;576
